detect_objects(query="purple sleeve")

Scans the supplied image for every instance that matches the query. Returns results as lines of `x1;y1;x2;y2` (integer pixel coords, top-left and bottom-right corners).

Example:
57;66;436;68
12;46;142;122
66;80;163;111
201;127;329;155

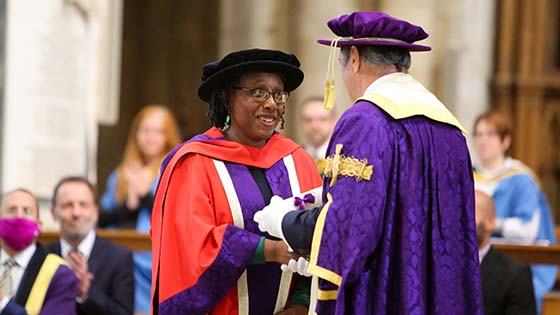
310;106;393;285
41;265;78;315
159;225;260;314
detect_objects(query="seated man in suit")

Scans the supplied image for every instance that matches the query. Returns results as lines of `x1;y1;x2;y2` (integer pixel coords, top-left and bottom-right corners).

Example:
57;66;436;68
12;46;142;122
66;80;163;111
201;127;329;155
46;176;134;315
0;188;77;315
476;190;537;315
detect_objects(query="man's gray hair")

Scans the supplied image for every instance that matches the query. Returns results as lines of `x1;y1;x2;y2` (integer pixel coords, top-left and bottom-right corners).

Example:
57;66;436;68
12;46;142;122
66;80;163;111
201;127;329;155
340;45;411;71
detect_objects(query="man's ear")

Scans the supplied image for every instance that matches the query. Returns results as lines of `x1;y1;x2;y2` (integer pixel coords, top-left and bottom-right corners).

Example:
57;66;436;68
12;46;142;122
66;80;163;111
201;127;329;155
94;204;99;222
501;135;511;152
349;46;361;73
50;207;58;221
486;215;496;234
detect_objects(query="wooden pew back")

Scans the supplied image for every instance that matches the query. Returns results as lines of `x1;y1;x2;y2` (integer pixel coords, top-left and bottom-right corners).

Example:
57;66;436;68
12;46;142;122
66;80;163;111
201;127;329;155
38;229;151;251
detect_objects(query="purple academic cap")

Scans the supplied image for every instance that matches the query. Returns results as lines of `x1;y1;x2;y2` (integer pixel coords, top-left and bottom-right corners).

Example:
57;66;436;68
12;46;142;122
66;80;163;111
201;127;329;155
317;12;431;51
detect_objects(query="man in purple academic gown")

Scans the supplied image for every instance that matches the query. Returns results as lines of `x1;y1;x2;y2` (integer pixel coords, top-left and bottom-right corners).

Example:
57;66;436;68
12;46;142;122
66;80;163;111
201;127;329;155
254;12;483;315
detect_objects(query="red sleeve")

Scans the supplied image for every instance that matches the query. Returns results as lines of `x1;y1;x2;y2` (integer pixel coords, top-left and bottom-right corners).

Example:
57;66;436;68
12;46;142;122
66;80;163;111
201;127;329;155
156;154;231;302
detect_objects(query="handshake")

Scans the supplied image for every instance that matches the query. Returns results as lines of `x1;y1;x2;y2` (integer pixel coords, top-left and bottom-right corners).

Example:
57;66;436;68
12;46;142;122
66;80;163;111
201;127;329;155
253;187;322;277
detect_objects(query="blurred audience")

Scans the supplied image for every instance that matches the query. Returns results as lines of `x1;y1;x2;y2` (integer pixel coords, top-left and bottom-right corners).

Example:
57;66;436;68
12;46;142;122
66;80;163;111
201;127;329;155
98;105;182;229
47;176;134;315
473;110;557;312
298;96;336;159
98;104;181;313
0;189;77;315
476;190;536;315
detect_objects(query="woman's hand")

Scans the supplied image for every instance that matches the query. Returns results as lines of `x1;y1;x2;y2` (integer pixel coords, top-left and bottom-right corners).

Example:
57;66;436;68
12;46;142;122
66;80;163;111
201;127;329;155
125;189;140;210
275;304;309;315
264;239;297;265
132;167;152;197
123;162;152;209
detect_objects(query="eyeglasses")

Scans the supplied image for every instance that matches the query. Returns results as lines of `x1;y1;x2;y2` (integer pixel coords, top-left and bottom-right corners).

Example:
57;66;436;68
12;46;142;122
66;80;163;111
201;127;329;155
233;86;290;104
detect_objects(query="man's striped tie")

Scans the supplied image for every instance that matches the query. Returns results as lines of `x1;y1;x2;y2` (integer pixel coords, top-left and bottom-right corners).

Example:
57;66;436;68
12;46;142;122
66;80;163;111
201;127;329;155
0;258;18;298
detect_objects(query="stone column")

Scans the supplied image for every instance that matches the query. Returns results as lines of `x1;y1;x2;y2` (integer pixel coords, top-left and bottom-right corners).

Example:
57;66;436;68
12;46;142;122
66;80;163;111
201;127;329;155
449;0;496;165
289;1;362;141
380;0;437;88
381;0;496;165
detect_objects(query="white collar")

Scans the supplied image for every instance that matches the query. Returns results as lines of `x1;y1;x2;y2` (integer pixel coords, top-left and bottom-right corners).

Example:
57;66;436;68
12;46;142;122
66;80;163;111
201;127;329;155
477;156;533;177
305;140;330;159
478;243;491;265
363;72;404;96
0;243;37;269
477;157;512;176
359;72;467;133
60;229;96;260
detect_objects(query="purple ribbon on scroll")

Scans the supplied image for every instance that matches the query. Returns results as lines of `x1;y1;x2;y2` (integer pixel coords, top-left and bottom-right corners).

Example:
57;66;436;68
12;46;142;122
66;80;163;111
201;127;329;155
293;193;315;210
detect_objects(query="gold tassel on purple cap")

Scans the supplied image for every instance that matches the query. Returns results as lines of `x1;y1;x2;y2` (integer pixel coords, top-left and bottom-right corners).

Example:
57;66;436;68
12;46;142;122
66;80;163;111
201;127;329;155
323;37;341;110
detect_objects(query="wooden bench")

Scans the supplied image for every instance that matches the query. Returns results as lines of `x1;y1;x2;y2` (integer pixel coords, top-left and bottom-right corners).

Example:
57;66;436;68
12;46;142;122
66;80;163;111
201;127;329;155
493;243;560;315
493;243;560;284
493;243;560;265
40;231;559;261
38;229;151;251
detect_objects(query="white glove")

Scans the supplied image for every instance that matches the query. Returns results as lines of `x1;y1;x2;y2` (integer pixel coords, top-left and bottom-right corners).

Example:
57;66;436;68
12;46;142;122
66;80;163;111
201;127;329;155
254;195;297;239
280;257;311;277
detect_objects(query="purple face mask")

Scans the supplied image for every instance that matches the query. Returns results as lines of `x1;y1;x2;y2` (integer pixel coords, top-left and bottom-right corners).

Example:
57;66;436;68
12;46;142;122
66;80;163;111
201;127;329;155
0;217;41;251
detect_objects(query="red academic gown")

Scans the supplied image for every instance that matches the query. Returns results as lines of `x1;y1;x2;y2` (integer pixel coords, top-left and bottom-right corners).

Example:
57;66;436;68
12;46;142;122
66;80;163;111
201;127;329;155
151;128;322;315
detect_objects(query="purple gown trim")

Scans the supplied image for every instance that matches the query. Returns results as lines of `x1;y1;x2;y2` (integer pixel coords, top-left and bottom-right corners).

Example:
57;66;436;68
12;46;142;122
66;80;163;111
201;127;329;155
160;133;226;176
161;156;299;314
159;226;260;314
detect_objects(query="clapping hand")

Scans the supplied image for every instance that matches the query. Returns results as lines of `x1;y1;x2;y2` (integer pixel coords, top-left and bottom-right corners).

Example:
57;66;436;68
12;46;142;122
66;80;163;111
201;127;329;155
123;162;152;210
66;250;94;300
